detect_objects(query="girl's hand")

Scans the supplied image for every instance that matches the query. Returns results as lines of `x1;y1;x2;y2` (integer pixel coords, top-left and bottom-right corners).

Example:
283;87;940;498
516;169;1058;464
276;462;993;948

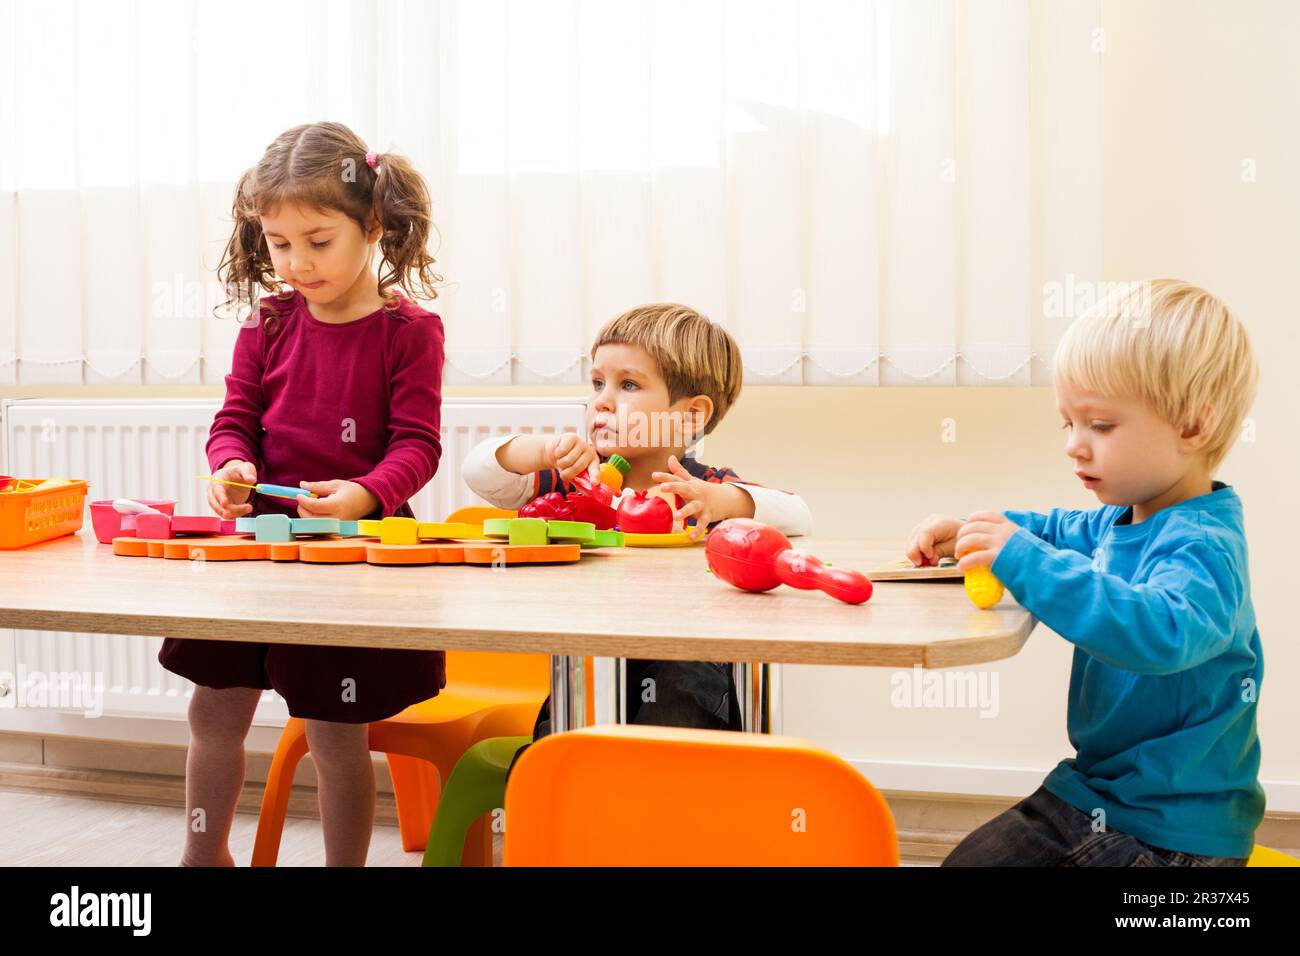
544;432;600;483
295;480;380;521
954;511;1019;570
906;514;963;566
651;455;754;542
208;459;257;519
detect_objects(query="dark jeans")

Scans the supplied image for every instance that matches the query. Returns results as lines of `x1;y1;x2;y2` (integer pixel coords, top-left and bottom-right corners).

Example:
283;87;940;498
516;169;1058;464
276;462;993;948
942;785;1250;867
508;660;741;778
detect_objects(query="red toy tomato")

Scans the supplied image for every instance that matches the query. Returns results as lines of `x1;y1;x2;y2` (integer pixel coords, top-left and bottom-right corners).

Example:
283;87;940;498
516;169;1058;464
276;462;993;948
705;518;873;605
617;489;674;534
518;492;574;521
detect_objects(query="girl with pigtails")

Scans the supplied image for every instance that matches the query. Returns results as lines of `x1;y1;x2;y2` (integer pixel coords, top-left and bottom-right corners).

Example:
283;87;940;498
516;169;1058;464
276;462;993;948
159;122;447;866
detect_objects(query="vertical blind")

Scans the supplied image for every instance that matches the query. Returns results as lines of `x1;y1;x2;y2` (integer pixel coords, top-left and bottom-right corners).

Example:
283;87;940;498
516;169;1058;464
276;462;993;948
0;0;1101;388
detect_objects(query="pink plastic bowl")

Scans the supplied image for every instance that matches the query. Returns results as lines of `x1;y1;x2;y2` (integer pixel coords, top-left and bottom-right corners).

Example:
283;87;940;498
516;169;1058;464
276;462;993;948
88;499;176;544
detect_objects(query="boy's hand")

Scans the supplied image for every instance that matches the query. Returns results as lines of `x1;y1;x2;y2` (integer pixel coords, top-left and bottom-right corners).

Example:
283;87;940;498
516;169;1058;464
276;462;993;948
208;459;257;519
906;514;963;566
652;455;754;541
544;433;600;483
904;515;967;567
295;480;380;521
954;511;1019;570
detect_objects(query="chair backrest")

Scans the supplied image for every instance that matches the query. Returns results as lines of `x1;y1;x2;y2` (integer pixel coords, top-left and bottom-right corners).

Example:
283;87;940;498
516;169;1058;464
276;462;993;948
504;724;899;866
443;505;518;524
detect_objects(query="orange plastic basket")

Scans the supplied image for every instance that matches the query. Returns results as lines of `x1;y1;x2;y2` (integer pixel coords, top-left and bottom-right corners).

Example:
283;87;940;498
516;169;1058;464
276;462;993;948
0;479;89;549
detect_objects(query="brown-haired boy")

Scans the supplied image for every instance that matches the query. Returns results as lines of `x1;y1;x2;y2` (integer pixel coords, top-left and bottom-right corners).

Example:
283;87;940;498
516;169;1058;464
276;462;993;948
463;302;811;733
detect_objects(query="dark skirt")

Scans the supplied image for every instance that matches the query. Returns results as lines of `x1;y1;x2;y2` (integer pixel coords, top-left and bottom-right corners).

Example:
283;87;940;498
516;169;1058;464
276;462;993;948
158;637;446;724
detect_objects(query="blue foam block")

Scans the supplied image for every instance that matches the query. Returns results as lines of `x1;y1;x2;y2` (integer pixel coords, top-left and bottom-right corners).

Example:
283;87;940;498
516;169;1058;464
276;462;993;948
290;517;340;535
254;513;293;543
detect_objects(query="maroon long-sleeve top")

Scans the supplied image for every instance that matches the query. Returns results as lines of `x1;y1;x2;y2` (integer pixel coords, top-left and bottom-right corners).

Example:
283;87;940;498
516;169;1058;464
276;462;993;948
206;290;445;519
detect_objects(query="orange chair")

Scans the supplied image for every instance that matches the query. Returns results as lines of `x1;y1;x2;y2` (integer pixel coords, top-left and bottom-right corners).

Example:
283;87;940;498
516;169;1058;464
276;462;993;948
503;725;899;866
253;650;548;866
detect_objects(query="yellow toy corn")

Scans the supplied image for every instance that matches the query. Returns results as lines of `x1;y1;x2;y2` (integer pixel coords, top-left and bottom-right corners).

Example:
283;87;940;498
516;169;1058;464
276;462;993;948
964;566;1005;609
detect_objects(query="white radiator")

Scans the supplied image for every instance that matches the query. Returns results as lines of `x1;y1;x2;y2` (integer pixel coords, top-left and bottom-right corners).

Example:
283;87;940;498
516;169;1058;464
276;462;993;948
0;397;587;725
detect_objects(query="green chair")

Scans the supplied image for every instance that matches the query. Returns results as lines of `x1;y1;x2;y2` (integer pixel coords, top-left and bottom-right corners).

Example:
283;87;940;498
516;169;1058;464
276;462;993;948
422;735;531;867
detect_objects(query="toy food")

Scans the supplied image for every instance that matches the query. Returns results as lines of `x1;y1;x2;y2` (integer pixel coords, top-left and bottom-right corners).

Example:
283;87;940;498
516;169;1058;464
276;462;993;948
704;518;873;605
518;492;575;521
597;454;631;493
617;489;674;534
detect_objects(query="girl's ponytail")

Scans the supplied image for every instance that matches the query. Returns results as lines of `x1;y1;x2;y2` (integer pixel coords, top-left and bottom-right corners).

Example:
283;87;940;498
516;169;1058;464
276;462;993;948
369;151;442;305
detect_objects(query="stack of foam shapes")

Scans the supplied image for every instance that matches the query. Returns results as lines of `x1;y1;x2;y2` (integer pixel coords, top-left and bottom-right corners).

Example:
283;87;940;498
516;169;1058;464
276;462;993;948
171;515;223;535
113;533;584;566
254;514;293;543
135;513;174;539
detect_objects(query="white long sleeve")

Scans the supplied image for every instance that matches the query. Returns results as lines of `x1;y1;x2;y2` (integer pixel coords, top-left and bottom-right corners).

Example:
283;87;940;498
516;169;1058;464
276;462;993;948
461;434;538;510
731;483;813;537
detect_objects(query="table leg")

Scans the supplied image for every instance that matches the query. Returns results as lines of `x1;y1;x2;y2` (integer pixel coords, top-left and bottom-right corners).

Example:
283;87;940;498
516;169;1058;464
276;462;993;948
761;662;783;735
549;655;586;733
732;662;783;734
616;657;628;724
593;657;618;724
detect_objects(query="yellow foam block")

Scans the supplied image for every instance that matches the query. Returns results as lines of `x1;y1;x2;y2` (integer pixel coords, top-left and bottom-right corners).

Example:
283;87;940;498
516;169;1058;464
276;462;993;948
357;519;385;537
379;516;419;545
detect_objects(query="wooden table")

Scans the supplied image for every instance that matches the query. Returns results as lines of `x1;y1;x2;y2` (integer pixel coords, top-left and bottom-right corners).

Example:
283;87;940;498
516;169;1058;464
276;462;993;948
0;533;1037;732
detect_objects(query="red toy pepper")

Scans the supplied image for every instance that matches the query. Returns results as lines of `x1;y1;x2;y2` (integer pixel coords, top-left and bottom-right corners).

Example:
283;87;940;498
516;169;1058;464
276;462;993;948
518;492;574;521
566;475;617;529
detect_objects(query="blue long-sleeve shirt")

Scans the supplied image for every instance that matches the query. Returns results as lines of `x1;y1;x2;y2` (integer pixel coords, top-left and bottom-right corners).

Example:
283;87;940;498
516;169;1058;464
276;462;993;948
991;481;1264;858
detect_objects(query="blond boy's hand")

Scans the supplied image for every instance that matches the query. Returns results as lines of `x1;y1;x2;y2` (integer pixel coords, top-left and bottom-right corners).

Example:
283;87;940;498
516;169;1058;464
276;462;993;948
906;514;963;566
544;432;600;483
954;511;1019;570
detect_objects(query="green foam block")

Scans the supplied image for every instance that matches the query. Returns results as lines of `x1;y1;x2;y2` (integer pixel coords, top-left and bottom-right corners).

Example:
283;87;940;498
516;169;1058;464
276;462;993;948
545;520;595;544
483;518;512;538
508;517;549;546
584;529;625;548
